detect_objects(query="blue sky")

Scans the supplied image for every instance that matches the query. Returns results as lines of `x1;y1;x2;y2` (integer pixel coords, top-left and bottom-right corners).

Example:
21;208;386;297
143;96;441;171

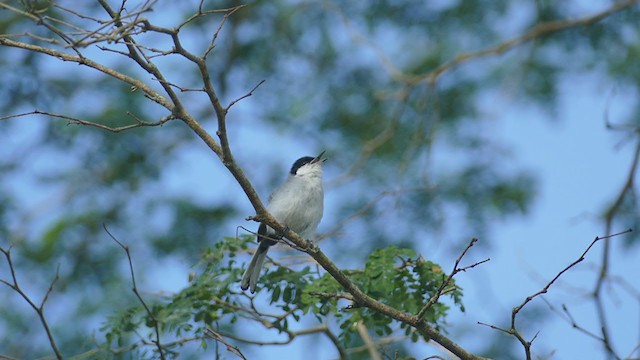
153;64;638;359
1;2;639;359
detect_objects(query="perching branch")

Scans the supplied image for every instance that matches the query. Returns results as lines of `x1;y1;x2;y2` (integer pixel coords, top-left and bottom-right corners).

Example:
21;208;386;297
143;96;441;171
245;213;488;359
0;3;495;357
2;1;636;359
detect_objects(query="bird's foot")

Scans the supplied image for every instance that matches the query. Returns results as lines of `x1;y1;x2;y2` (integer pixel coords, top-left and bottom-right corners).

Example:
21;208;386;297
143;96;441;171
305;239;319;253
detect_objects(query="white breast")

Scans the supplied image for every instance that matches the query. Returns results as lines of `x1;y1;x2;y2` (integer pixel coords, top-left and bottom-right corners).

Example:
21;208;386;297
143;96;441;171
267;171;324;239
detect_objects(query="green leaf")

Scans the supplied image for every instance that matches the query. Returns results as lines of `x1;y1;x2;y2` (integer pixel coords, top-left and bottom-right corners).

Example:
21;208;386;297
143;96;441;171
271;284;281;304
283;286;293;303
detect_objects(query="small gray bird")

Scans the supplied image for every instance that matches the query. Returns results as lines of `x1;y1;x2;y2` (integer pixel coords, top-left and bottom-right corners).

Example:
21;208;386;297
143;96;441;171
241;151;326;293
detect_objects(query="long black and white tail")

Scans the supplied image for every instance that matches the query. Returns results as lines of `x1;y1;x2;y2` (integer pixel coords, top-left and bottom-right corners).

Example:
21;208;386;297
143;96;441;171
240;240;271;293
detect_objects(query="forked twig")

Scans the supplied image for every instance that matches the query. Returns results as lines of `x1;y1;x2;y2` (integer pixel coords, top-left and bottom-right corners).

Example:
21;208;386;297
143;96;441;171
417;238;489;321
0;247;63;360
227;79;266;111
205;328;247;360
103;224;166;360
0;110;174;133
479;229;632;360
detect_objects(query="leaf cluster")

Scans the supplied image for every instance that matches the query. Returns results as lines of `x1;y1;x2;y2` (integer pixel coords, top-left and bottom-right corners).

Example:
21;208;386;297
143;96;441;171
99;238;463;357
301;246;463;344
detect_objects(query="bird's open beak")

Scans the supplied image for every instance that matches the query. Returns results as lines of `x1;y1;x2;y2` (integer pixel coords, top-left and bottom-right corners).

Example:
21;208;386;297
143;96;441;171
312;150;327;163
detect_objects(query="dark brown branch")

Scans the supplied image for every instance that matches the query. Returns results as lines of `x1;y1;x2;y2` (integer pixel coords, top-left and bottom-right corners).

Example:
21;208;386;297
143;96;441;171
96;0;184;116
240;193;485;359
203;5;247;58
417;238;489;321
205;329;247;360
0;110;174;133
513;229;632;322
103;224;166;360
227;79;266;111
0;247;63;360
480;229;632;360
5;2;634;359
3;2;478;359
540;297;624;356
0;38;174;110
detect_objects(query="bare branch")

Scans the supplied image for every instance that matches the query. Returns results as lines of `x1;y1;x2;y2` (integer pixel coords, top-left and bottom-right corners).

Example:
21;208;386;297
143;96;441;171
103;224;166;360
0;247;63;360
96;0;183;111
4;2;634;359
0;110;174;133
480;229;632;360
205;329;247;360
226;79;266;111
417;238;489;321
203;5;247;58
178;4;246;32
0;38;173;109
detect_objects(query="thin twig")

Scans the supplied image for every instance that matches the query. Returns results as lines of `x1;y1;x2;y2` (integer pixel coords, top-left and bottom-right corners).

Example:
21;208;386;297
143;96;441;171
0;37;174;109
3;2;634;359
205;329;247;360
0;247;63;360
226;79;266;111
103;224;166;360
0;110;174;133
512;229;632;325
594;140;640;357
203;5;247;58
480;229;632;360
417;238;489;321
209;323;346;359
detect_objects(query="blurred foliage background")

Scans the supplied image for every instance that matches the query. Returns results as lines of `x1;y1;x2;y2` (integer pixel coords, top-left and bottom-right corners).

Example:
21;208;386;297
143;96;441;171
0;0;639;359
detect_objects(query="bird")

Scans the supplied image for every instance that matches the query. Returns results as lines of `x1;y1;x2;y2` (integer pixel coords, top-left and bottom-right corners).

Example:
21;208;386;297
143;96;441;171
241;151;326;293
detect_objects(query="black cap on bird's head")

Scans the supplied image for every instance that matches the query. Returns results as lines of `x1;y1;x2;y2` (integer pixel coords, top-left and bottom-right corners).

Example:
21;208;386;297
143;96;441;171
290;151;327;175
